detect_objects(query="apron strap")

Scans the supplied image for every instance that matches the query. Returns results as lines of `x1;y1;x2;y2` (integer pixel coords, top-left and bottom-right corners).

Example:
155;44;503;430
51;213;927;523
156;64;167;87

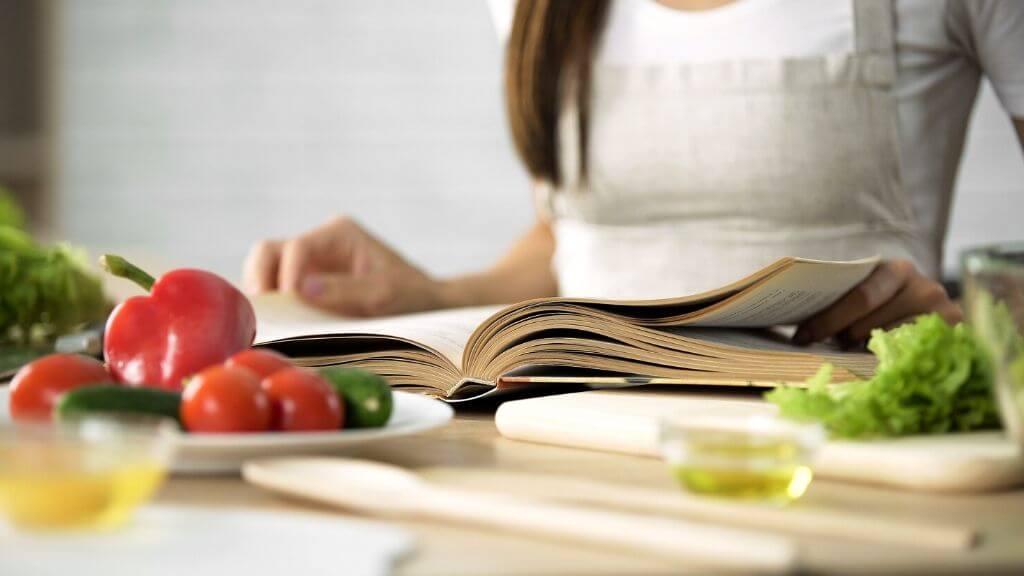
553;81;587;212
853;0;897;86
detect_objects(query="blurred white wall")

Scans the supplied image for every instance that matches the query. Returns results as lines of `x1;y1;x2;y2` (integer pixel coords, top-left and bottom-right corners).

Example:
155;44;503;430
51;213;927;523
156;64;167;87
55;1;1023;284
55;0;533;281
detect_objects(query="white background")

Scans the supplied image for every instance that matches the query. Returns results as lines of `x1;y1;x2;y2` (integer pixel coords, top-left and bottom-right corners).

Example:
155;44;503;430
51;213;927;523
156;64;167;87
54;0;1024;283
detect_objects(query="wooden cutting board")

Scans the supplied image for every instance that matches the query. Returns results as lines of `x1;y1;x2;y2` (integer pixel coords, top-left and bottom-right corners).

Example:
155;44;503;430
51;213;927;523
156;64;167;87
494;387;1024;493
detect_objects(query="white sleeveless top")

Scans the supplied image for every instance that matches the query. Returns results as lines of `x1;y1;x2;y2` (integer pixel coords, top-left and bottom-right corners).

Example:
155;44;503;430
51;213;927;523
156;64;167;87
488;0;1024;299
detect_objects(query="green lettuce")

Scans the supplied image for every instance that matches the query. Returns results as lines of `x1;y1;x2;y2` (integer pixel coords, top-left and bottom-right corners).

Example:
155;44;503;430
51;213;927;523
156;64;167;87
0;189;25;229
766;314;1000;438
0;188;108;345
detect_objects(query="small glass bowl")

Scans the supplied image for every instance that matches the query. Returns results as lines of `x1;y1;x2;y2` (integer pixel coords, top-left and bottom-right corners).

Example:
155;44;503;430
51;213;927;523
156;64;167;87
658;414;824;505
962;243;1024;445
0;414;178;531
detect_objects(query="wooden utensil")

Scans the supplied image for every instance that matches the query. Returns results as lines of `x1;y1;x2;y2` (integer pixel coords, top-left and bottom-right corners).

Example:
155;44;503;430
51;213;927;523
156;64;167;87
494;389;1024;493
419;468;977;551
243;457;797;574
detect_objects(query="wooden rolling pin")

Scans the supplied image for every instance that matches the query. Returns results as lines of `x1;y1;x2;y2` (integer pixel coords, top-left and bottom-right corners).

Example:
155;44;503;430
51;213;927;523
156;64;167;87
419;468;977;551
244;457;796;574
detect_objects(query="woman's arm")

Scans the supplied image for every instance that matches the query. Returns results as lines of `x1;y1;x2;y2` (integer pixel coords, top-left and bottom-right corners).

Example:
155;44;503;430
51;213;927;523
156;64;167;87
437;219;558;308
243;215;556;317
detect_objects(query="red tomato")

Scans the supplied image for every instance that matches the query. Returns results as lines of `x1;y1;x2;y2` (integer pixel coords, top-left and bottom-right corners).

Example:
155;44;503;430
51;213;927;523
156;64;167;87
225;349;292;380
9;354;112;421
181;366;271;433
261;368;343;432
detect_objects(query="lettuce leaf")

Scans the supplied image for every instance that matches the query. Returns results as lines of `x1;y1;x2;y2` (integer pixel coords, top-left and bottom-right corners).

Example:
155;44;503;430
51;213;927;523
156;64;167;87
0;188;26;230
765;314;1000;438
0;189;108;345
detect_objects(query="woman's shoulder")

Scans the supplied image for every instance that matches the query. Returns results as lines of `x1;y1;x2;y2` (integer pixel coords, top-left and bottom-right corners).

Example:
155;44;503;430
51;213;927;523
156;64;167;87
896;0;1024;51
897;0;1024;116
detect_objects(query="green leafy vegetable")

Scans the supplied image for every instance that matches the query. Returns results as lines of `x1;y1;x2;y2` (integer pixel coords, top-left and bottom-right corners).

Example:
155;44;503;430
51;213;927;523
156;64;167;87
0;190;26;229
0;188;108;346
766;314;1000;438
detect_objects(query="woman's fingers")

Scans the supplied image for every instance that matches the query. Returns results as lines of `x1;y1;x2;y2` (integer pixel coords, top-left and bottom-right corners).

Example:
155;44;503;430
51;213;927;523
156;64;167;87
277;216;362;293
794;259;962;345
840;279;960;343
879;301;962;333
243;240;283;294
298;272;398;317
246;215;439;318
277;236;314;293
793;260;914;344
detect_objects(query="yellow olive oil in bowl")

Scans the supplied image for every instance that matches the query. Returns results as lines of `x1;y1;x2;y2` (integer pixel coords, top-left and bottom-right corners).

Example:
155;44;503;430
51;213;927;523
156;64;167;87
0;415;176;530
659;414;823;504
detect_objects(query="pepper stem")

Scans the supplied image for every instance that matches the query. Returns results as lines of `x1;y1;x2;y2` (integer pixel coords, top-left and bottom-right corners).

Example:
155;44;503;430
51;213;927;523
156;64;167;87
100;254;156;292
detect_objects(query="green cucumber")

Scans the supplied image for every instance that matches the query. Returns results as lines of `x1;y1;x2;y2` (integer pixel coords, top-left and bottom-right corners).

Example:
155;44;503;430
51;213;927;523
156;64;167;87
319;367;393;429
56;385;182;424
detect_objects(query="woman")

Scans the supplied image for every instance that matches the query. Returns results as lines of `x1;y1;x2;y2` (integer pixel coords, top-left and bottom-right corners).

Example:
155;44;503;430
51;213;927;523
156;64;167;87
245;0;1024;345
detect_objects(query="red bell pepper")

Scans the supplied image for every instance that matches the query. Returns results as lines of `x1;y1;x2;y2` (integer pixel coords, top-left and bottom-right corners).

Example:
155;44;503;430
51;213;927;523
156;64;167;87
101;255;256;390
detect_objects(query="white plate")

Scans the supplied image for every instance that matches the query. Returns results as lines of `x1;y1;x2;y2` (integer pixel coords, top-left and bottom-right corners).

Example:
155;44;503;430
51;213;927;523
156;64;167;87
0;505;415;576
0;388;452;474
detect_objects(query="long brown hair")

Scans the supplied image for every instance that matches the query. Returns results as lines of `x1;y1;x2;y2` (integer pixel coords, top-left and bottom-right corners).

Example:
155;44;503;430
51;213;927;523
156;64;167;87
505;0;611;187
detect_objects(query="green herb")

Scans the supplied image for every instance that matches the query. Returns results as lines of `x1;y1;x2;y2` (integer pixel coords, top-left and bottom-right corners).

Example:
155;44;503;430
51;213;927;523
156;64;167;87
0;188;108;346
766;314;1000;438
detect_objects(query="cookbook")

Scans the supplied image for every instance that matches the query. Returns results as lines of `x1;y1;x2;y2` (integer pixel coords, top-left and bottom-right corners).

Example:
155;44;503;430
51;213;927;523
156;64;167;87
254;257;879;402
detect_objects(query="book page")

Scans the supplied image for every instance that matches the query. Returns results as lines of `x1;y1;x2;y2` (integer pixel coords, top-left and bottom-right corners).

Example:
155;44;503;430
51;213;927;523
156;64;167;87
253;293;502;366
675;327;877;378
687;258;878;327
474;257;875;330
672;326;815;352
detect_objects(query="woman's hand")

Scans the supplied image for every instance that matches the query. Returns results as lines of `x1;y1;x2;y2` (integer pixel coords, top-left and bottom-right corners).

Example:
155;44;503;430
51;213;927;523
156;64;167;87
243;216;444;317
793;260;962;346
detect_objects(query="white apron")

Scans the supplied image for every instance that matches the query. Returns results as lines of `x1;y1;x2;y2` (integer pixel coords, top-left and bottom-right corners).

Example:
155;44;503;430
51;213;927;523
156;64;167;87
546;0;931;299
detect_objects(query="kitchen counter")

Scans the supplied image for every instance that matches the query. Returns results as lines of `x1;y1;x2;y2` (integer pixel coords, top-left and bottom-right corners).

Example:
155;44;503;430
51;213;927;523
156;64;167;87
158;408;1024;575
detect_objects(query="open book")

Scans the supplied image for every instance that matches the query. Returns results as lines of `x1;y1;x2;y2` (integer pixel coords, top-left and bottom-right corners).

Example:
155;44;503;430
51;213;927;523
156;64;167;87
255;257;880;401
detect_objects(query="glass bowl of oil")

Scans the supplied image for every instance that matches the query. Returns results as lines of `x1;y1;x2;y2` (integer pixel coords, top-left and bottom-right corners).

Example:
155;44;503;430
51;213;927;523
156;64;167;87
658;414;824;505
0;414;178;531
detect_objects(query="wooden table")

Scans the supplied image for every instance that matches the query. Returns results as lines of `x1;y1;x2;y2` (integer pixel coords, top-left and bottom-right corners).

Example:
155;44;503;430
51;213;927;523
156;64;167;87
159;408;1024;575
